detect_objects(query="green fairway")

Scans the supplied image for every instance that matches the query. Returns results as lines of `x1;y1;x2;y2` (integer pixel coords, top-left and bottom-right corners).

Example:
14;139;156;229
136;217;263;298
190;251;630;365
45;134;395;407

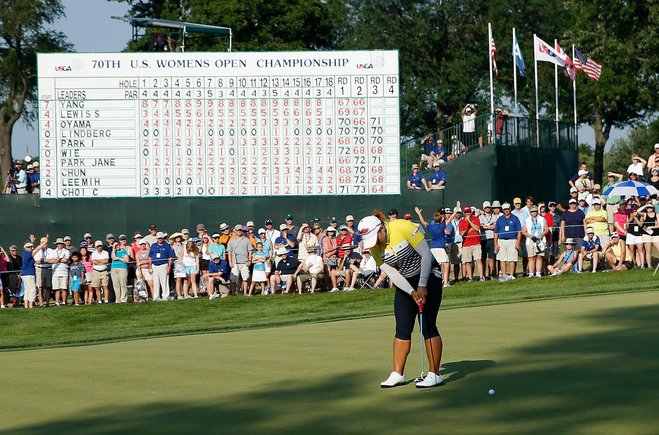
0;292;657;434
1;269;656;350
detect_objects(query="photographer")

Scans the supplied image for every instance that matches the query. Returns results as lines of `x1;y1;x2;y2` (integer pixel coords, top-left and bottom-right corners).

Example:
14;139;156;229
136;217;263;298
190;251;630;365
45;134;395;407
3;169;16;194
461;103;478;148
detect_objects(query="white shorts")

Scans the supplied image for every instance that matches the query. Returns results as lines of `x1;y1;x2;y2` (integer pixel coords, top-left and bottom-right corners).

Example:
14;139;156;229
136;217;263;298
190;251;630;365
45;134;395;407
232;263;250;280
430;247;449;264
22;276;37;302
497;239;518;262
525;239;545;257
52;275;68;290
461;244;482;263
626;234;643;245
652;235;659;244
641;234;652;243
252;270;267;283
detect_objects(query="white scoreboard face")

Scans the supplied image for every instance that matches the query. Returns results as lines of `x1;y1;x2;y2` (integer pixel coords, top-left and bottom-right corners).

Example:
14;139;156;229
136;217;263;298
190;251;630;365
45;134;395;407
37;51;400;198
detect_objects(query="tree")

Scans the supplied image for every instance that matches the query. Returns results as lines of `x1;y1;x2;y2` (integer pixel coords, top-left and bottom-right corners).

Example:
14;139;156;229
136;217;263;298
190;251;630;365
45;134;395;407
0;0;71;176
562;0;659;184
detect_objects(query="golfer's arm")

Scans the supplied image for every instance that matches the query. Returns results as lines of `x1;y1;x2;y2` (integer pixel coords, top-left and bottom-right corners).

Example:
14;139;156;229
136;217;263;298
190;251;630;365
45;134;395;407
379;263;414;294
413;241;433;287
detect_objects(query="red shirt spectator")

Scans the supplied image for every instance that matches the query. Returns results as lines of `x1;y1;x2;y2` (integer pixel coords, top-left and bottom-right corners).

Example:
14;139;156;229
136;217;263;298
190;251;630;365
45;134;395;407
459;209;481;247
335;225;353;258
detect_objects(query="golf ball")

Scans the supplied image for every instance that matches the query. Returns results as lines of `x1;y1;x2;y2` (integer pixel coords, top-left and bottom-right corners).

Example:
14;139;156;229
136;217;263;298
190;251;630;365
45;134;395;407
488;389;495;395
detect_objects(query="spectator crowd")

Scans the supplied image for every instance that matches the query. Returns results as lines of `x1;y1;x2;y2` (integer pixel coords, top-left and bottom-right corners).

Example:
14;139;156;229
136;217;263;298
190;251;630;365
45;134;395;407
3;159;40;194
1;144;658;309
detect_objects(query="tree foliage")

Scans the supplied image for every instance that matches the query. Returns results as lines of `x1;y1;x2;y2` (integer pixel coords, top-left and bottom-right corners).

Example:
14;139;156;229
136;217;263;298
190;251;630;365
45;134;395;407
0;0;71;175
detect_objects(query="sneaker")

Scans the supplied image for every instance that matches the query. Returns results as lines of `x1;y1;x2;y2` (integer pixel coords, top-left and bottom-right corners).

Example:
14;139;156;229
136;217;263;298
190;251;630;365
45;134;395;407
380;371;406;388
0;305;6;309
329;287;340;293
535;273;542;277
344;287;355;292
443;282;451;288
479;276;486;282
415;372;444;388
209;291;220;300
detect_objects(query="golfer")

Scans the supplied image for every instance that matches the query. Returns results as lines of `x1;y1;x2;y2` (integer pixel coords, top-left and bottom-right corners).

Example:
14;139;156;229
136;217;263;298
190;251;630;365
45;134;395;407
358;211;444;388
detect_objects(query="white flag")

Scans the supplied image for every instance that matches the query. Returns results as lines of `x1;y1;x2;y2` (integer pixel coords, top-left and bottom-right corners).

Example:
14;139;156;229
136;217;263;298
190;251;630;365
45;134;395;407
534;35;566;67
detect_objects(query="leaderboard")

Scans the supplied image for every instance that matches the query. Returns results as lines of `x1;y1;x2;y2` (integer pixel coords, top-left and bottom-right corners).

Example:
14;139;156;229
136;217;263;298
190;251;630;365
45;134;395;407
37;51;400;198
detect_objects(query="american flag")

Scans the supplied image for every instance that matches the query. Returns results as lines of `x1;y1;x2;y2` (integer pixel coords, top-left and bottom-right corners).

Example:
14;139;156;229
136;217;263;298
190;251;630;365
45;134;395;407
574;47;602;81
491;37;499;77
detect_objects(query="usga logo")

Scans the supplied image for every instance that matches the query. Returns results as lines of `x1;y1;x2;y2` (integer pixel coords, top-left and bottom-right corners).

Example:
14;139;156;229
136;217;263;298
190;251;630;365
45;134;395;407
55;65;72;71
356;64;374;69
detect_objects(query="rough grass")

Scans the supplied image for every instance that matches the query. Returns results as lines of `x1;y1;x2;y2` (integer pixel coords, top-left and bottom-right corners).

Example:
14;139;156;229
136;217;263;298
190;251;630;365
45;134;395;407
1;268;656;351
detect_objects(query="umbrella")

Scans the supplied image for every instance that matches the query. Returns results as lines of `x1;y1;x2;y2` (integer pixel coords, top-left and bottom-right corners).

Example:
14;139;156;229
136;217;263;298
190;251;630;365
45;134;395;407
602;180;659;198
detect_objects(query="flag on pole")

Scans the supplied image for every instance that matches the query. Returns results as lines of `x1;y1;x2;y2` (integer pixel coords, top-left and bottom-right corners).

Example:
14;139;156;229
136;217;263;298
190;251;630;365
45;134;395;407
513;34;526;77
534;35;566;67
490;34;499;77
555;42;575;81
574;47;602;81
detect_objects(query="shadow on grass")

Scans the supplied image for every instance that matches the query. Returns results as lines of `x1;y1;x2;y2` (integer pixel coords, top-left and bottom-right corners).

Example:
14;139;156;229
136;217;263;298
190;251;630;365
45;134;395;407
4;304;658;434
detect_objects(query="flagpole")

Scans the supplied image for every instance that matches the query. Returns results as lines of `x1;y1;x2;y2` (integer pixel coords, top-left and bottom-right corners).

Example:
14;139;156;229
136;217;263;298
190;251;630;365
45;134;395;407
513;28;518;111
554;39;560;147
533;34;539;148
488;23;495;117
572;44;578;151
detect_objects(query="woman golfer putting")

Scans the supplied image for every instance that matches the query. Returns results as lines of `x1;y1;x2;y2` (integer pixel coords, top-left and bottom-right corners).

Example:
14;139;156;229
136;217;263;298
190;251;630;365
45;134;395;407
358;212;444;388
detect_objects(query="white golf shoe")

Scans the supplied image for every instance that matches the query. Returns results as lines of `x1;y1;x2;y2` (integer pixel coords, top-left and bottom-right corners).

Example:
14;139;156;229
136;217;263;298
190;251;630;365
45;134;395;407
415;371;444;388
380;371;406;388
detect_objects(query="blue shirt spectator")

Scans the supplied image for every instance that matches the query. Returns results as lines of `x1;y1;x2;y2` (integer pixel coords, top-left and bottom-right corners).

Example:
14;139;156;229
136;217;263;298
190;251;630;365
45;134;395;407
209;258;230;276
494;214;521;240
21;248;36;276
427;220;447;248
428;166;447;187
562;208;586;239
149;241;174;266
582;235;601;251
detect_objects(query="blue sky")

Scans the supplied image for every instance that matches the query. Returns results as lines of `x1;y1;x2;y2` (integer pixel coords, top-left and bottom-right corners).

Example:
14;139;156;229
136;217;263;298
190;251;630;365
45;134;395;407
11;0;626;159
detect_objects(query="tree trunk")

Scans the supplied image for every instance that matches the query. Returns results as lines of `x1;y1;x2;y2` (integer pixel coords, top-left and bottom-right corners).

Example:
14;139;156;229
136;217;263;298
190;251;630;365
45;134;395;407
592;111;611;186
0;122;13;178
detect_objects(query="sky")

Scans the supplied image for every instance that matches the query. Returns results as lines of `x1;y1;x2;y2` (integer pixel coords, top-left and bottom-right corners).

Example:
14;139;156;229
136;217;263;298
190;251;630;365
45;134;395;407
11;0;627;159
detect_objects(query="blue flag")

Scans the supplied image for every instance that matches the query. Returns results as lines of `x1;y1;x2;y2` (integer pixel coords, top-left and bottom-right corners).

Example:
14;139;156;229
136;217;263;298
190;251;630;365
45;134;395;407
513;35;526;77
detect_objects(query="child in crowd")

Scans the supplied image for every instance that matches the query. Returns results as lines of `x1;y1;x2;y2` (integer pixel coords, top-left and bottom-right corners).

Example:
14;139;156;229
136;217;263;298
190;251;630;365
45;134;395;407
249;242;268;296
69;251;85;306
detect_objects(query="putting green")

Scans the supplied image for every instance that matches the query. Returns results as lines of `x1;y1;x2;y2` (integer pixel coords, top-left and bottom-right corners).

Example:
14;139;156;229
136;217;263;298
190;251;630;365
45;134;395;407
1;292;657;434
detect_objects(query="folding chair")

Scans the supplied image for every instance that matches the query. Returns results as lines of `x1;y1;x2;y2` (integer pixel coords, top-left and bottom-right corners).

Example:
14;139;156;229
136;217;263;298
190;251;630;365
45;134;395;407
355;270;378;289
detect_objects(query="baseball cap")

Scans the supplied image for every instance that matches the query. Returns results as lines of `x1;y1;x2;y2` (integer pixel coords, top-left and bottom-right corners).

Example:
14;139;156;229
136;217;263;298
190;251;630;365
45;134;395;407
548;201;557;207
593;198;602;205
404;213;412;219
586;227;595;234
326;226;336;233
23;242;33;249
655;143;659;150
242;225;250;232
513;197;522;204
565;238;575;245
275;247;288;256
358;216;383;249
593;184;601;190
483;201;491;208
33;161;39;167
529;205;538;212
578;169;588;176
258;228;266;234
246;221;254;227
388;208;398;216
27;164;33;169
265;219;273;225
196;223;205;231
286;214;293;220
83;233;92;239
212;233;220;238
280;224;288;231
610;232;620;238
234;224;244;231
411;164;419;170
569;198;577;204
501;202;511;210
106;233;115;240
346;215;354;222
444;207;452;214
491;200;501;208
433;162;441;167
94;240;103;247
63;235;72;241
463;206;471;213
156;232;165;239
79;241;88;248
119;234;127;240
330;217;338;223
570;187;578;193
134;233;143;239
149;224;157;230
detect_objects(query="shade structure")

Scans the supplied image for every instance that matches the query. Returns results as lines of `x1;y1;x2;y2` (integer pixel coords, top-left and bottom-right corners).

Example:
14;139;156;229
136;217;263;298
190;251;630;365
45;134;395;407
602;180;659;198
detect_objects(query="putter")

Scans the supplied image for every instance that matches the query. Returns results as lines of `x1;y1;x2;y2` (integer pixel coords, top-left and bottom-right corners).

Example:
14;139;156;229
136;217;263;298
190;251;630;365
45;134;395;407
414;301;425;382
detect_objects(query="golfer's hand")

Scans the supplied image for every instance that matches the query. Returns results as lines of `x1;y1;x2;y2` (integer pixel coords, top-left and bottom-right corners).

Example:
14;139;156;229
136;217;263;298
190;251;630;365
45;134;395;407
413;287;427;306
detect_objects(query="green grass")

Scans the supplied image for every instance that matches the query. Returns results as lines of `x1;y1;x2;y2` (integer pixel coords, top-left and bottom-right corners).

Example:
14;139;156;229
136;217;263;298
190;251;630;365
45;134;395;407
0;292;657;434
1;269;657;350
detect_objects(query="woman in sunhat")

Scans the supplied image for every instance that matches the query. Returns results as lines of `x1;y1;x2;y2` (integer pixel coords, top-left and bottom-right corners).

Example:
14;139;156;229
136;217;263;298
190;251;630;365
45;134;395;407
358;211;444;389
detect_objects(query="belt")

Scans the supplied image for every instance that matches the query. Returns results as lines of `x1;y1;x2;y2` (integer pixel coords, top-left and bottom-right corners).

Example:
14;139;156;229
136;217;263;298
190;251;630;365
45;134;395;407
93;268;107;272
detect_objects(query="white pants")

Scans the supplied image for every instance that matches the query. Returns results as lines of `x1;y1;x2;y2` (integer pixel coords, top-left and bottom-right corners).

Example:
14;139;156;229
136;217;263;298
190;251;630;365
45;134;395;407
152;264;170;300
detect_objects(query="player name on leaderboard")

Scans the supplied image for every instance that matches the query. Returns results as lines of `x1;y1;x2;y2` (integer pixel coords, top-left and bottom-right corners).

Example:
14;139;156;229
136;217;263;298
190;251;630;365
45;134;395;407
37;51;400;199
